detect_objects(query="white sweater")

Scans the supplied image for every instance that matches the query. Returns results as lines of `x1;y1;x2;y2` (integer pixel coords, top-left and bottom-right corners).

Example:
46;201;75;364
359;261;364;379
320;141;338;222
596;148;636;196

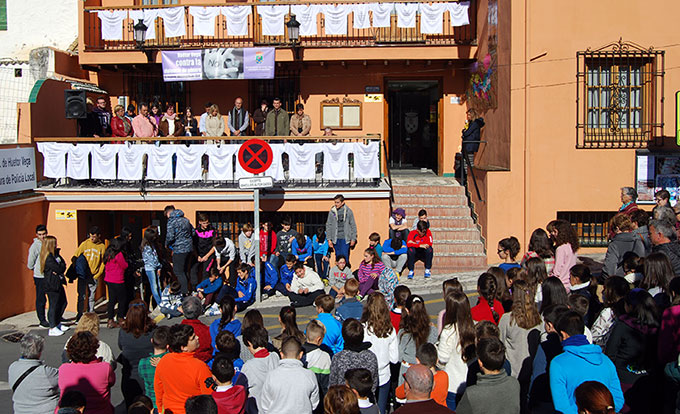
290;266;324;292
261;359;319;414
363;323;399;385
437;324;468;394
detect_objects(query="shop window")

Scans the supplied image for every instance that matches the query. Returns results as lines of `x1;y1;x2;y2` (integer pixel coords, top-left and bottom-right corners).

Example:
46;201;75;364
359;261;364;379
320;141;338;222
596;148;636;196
576;40;664;149
0;0;7;31
321;98;362;130
556;211;616;248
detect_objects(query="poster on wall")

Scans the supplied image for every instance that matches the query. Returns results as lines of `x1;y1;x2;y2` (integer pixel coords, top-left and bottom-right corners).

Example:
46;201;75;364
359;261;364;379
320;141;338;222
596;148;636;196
636;152;680;204
0;148;36;195
161;48;275;82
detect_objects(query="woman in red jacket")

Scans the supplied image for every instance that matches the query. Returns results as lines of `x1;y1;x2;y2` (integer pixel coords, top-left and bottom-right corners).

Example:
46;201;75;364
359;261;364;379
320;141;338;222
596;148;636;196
111;104;133;141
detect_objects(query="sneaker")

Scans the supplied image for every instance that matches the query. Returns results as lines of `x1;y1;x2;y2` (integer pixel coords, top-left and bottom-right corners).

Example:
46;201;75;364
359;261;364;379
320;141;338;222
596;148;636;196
275;291;283;297
424;270;432;279
407;271;414;280
48;327;64;337
39;321;49;328
58;324;70;332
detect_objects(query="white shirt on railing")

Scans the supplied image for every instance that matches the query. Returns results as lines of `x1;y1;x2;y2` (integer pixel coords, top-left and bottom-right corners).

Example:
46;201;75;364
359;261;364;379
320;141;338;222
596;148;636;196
290;5;320;37
97;10;127;41
147;145;177;181
419;3;448;34
353;142;380;179
67;144;95;180
117;144;148;181
448;1;471;27
321;5;351;35
234;143;285;181
395;3;418;28
352;4;371;29
322;142;351;181
369;3;395;28
221;6;252;37
257;5;289;37
91;144;121;180
189;7;221;37
285;142;321;180
175;144;209;181
159;7;186;38
37;142;69;179
206;144;238;181
129;9;159;40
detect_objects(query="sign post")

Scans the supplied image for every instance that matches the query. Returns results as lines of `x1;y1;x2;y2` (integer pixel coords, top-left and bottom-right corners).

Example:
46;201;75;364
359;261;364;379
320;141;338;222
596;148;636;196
237;139;274;305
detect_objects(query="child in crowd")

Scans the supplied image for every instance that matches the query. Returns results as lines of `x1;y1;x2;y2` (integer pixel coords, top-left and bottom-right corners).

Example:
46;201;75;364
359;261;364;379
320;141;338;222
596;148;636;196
238;223;256;266
328;255;352;299
329;319;379;393
659;277;680;364
272;306;306;351
466;321;512;387
398;295;438;384
209;296;242;356
288;262;325;308
524;257;548;306
395;343;448;407
315;294;345;355
520;228;555;273
368;233;383;257
567;294;594;342
275;255;297;297
437;278;464;333
313;227;331;281
159;281;183;319
471;273;504;325
390;285;411;333
210;355;247;414
497;236;521;273
358;248;386;297
138;326;170;412
487;266;513;312
302;320;332;396
230;264;257;311
196;267;223;306
378;266;399;309
569;264;601;327
141;227;163;310
292;233;314;267
180;296;213;362
622;252;643;286
406;220;434;279
345;368;379;414
336;279;363;322
547;219;579;290
261;260;280;298
215;236;237;287
241;326;280;412
411;209;429;231
274;217;298;269
505;267;525;293
456;337;520;414
381;237;407;276
591;277;629;348
191;213;216;289
389;208;409;243
213;330;247;389
259;221;277;263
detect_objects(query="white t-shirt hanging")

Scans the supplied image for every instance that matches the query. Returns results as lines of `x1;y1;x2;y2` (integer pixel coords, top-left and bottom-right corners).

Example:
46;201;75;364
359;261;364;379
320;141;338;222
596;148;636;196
353;142;380;179
91;144;121;180
284;142;321;180
206;144;238;181
221;6;251;37
322;142;351;181
189;7;220;37
146;145;177;181
97;10;127;41
37;142;69;179
129;9;159;40
290;5;320;36
234;158;254;180
117;144;148;181
257;5;289;37
265;143;285;181
369;3;394;28
352;4;371;30
321;4;351;35
419;3;447;34
448;1;470;26
395;3;418;28
159;7;186;38
175;145;208;181
67;144;95;180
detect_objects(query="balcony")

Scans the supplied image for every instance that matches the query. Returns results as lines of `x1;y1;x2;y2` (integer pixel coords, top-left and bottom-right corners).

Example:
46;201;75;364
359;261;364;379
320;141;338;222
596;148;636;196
82;1;477;53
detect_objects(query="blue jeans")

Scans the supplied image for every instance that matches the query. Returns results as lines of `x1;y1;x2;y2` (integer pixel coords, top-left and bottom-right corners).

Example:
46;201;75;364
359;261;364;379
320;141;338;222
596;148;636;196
376;381;390;414
334;239;350;262
145;269;162;307
314;254;329;279
446;392;457;410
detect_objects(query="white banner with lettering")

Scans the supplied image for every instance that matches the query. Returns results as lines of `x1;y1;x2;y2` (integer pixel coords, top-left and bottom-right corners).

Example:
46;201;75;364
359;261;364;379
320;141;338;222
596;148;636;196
0;148;37;194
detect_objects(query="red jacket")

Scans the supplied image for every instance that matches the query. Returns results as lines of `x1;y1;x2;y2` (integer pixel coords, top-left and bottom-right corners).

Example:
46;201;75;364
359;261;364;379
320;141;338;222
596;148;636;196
407;229;433;248
260;230;277;256
470;298;504;325
181;319;213;362
213;385;247;414
111;115;132;137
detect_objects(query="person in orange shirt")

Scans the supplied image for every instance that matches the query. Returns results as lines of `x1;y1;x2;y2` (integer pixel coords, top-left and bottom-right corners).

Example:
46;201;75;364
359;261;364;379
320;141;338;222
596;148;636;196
154;324;213;414
395;343;448;407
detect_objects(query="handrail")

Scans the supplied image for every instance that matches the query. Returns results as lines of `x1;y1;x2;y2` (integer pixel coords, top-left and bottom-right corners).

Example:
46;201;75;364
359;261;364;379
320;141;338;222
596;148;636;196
458;140;485;203
33;135;379;143
381;138;394;208
84;0;465;10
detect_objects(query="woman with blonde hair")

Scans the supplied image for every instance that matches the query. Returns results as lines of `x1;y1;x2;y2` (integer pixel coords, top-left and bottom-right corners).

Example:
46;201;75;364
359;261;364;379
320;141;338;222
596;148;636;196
324;385;360;414
63;313;116;367
41;235;68;337
205;104;225;137
111;104;132;138
360;292;398;414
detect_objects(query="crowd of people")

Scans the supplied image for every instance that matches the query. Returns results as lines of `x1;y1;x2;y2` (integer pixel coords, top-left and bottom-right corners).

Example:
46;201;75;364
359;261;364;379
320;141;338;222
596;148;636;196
78;96;329;139
13;186;680;414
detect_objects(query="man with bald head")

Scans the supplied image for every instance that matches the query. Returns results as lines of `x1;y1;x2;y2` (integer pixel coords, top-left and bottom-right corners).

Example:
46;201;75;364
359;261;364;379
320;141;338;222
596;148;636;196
394;364;454;414
228;97;250;136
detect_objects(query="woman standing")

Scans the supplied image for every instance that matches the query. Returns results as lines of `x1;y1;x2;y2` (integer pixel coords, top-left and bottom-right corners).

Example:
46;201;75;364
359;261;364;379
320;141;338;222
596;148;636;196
118;300;155;407
140;227;163;309
547;220;580;290
158;104;185;137
111;104;133;139
205;104;225;137
104;238;128;329
41;235;68;337
183;107;199;136
601;214;646;279
520;228;555;272
150;103;162;127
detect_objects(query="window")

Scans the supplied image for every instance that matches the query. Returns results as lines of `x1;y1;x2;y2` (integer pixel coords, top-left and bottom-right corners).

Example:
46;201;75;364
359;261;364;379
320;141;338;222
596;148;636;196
556;211;616;248
321;97;363;130
576;40;664;148
0;0;7;31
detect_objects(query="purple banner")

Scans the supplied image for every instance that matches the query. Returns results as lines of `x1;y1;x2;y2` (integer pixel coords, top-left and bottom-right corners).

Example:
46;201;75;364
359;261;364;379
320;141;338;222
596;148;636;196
162;48;275;82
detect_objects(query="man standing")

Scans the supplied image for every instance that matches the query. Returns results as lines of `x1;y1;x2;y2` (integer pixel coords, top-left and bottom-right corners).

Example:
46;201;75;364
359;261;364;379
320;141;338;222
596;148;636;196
289;103;311;136
125;104;136;123
393;365;453;414
132;103;158;137
73;226;107;313
228;97;250;137
326;194;357;263
265;98;289;136
94;96;112;136
27;224;49;327
649;219;680;275
261;337;319;414
199;102;212;136
252;100;269;136
164;205;195;294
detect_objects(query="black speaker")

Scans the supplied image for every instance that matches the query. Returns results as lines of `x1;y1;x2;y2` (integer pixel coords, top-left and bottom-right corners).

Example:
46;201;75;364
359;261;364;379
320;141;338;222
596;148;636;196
64;90;87;119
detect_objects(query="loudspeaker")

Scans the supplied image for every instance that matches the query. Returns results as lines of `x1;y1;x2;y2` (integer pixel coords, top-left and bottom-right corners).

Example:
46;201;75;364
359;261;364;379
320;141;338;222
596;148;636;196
64;90;87;119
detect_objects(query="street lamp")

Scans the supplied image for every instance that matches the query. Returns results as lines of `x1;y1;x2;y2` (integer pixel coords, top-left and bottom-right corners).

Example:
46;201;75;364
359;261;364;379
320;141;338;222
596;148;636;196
133;19;147;49
286;14;301;60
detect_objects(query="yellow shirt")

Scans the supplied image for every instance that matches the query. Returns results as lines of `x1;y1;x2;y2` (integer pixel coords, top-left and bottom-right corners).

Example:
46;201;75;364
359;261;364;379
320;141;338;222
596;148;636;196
74;239;108;279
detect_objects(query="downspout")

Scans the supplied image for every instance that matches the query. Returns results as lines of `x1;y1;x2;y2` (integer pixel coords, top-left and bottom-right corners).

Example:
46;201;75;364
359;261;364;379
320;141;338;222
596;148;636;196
523;0;530;248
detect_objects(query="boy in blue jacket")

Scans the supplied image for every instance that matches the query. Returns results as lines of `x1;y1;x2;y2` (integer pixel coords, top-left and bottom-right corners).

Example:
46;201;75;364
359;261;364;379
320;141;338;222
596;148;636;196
549;311;624;414
262;261;280;298
272;255;297;296
218;264;257;312
196;267;223;306
381;238;407;275
292;233;314;267
314;294;344;355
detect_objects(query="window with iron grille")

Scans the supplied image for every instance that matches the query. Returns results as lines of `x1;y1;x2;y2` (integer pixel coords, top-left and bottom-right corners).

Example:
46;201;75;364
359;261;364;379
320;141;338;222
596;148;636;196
556;211;616;248
576;40;664;149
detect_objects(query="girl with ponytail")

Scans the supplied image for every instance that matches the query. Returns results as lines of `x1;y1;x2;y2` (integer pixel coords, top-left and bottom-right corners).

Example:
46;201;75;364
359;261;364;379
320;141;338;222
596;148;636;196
470;273;504;324
209;295;242;355
574;381;617;414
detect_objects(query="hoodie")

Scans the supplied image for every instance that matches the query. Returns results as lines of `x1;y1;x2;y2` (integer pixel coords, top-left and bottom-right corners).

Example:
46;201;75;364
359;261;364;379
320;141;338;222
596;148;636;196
326;204;357;243
652;241;680;276
27;238;43;277
291;235;313;262
602;231;646;278
316;312;344;355
605;315;658;384
238;231;256;263
213;384;247;414
549;335;624;414
462;117;485;154
235;271;257;304
263;261;279;288
165;209;194;254
260;359;320;414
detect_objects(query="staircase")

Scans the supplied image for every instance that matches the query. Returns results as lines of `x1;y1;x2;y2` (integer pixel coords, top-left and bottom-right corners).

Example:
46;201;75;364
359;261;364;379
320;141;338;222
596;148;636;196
391;174;487;275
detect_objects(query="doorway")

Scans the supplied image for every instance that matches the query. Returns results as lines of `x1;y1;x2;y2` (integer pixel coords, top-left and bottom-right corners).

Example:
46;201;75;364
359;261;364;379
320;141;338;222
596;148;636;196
387;80;440;173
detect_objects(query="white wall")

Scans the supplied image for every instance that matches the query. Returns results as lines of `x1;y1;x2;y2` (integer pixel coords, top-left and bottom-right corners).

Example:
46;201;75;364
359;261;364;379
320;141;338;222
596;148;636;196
0;0;78;60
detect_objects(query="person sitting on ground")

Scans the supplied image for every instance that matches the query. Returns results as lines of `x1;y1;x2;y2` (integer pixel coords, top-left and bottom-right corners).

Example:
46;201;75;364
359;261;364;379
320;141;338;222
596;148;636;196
9;333;60;414
345;368;378;414
336;279;363;322
262;337;320;414
396;342;448;407
241;325;281;412
549;311;624;414
302;320;332;396
329;319;379;393
215;236;237;288
393;364;454;414
274;254;297;297
406;220;434;279
196;267;224;307
357;248;386;298
155;324;213;414
381;237;407;277
389;208;409;243
272;305;306;351
57;390;87;414
328;255;352;299
180;296;213;362
497;237;521;273
238;223;256;267
411;209;430;231
262;260;280;298
288;262;325;308
138;326;170;413
159;280;183;319
315;294;344;355
210;355;247;414
210;296;242;356
217;264;257;312
457;337;520;414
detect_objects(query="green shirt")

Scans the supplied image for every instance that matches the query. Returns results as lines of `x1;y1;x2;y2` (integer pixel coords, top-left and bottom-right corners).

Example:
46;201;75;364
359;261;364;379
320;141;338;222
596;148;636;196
138;351;168;409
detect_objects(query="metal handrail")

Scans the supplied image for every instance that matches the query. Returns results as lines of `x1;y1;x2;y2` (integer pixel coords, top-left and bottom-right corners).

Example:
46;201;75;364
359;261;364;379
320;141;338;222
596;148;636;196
458;140;485;202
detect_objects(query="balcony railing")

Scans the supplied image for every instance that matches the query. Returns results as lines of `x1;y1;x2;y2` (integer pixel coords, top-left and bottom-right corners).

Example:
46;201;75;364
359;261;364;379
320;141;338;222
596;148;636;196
33;136;385;191
83;1;476;52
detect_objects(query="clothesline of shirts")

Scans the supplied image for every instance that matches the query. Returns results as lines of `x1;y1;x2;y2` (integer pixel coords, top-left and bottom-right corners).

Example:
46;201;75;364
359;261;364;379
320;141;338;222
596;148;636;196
94;2;470;40
36;141;380;182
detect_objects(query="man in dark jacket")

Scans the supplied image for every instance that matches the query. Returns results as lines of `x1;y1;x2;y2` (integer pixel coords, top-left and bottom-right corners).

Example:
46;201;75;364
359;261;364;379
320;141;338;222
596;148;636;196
456;108;484;185
601;214;646;278
650;219;680;276
164;205;195;294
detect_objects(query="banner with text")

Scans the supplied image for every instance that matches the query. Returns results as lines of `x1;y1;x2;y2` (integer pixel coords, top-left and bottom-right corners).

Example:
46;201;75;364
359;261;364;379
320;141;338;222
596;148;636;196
0;148;36;195
162;48;275;82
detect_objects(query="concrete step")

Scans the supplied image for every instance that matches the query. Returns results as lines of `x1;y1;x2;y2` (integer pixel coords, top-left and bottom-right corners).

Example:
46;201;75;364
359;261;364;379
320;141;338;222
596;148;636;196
392;184;466;196
431;253;488;269
434;240;486;254
393;194;468;206
429;217;477;228
434;229;483;240
400;205;470;217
